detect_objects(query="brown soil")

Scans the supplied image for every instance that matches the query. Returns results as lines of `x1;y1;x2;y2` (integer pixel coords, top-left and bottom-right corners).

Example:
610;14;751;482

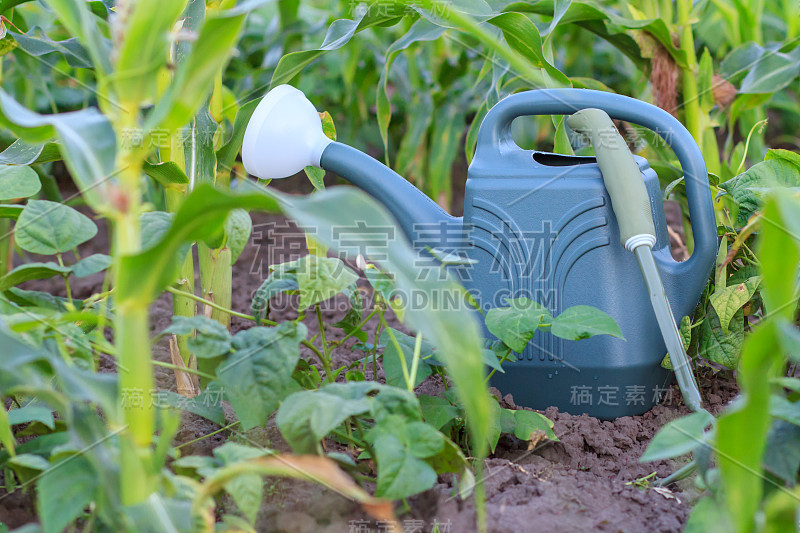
7;200;738;533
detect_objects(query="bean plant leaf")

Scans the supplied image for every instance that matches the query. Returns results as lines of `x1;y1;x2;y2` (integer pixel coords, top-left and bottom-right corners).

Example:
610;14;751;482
513;409;556;441
38;454;98;533
0;139;61;166
140;211;174;251
485;297;552;353
370;431;438;500
70;253;112;278
272;255;359;311
380;328;434;388
164;315;232;359
418;394;460;431
224;208;252;264
0;90;115;207
0;262;72;291
277;382;378;454
15;200;97;255
709;277;760;334
699;307;744;369
641;410;714;462
6;405;55;429
0;164;40;200
251;271;299;320
218;322;307;430
719;158;800;224
550;305;624;341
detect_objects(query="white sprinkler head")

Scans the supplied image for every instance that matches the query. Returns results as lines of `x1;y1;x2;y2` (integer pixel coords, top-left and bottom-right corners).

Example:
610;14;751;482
242;85;333;179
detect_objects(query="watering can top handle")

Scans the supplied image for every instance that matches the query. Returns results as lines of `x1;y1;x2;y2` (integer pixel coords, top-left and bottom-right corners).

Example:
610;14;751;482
475;88;717;272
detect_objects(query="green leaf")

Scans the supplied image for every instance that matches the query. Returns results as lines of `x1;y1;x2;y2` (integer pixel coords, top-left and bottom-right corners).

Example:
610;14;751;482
216;99;259;172
140;211;174;251
719;158;800;224
250;271;299;320
762;419;800;484
640;410;714;462
766;148;800;169
6;405;54;429
699;307;743;369
273;255;358;311
164;315;232;359
146;7;252;131
709;277;760;334
730;43;800;95
8;453;50;471
0;91;115;207
380;328;434;388
42;0;111;73
303;166;326;190
485;297;552;353
0;262;71;291
156;384;226;426
15;200;97;255
70;253;111;278
0;139;60;166
488;12;570;86
513;409;556;441
684;497;733;533
224;208;251;264
9;28;92;68
277;382;378;453
370;430;438;500
270;8;404;88
112;0;186;104
38;454;98;533
418;394;460;430
550;305;624;341
218;322;306;430
142;161;190;190
0;164;40;200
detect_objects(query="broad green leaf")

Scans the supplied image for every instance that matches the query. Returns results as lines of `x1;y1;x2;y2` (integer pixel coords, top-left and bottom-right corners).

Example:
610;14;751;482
142;161;190;190
380;328;434;388
766;149;800;169
38;454;98;533
7;405;54;429
156;385;226;426
0;165;40;200
0;139;60;166
550;305;624;341
0;91;115;207
224;208;251;263
513;409;556;441
0;262;72;291
70;253;111;277
250;271;299;320
418;394;460;430
662;315;691;370
277;382;378;453
9;453;50;471
270;7;404;88
762;419;800;484
140;211;174;251
9;28;92;68
113;0;186;104
15;200;97;255
640;410;714;462
39;0;111;73
218;322;306;430
164;315;232;358
485;297;552;353
273;255;358;311
732;44;800;95
719;158;800;224
709;277;760;334
371;432;437;500
303;166;326;190
760;196;800;319
0;165;42;200
699;307;743;369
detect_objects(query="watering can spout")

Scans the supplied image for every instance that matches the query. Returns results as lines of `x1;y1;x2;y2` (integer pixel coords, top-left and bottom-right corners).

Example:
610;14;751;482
242;85;456;243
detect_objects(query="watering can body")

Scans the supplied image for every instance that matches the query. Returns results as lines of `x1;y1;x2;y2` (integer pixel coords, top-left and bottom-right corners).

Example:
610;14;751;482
244;87;717;419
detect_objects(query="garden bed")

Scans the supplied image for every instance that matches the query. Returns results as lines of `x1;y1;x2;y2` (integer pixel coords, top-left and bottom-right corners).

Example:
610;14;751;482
4;208;738;533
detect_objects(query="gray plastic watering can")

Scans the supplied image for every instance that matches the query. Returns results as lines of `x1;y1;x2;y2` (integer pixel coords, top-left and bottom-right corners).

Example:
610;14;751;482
242;85;717;418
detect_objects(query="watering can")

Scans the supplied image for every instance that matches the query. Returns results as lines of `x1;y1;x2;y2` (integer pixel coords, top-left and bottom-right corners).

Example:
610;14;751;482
242;85;717;418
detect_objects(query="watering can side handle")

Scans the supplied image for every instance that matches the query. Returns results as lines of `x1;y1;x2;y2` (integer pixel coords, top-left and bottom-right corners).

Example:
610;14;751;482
474;89;717;277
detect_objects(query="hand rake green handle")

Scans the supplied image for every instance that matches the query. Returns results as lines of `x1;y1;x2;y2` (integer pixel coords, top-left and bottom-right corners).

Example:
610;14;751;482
566;109;656;250
567;108;704;413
